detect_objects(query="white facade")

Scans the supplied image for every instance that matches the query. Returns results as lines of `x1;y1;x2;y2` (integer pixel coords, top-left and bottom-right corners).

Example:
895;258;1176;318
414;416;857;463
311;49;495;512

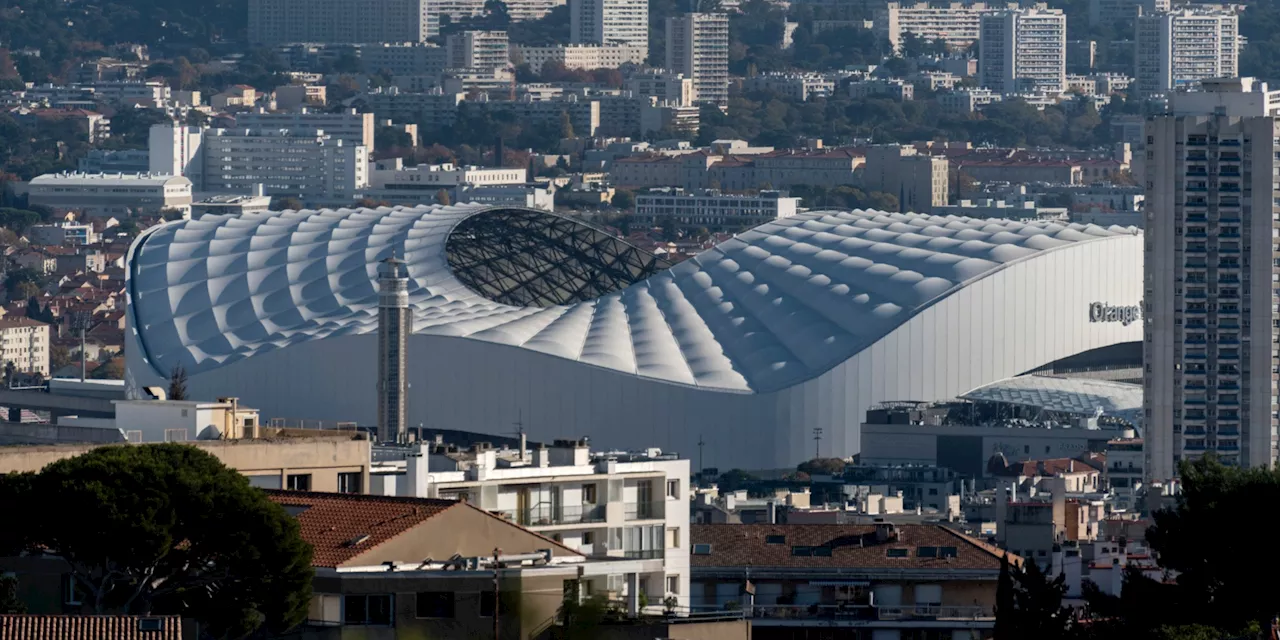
1134;10;1238;97
1144;78;1280;481
0;318;50;377
27;172;193;218
569;0;649;57
514;44;647;74
235;109;376;151
979;8;1067;95
248;0;435;45
445;30;511;71
665;13;730;109
125;205;1143;470
634;188;799;231
374;441;691;607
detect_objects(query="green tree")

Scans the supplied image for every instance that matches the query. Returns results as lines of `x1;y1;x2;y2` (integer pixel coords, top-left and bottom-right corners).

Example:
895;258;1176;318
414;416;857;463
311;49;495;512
1;444;313;637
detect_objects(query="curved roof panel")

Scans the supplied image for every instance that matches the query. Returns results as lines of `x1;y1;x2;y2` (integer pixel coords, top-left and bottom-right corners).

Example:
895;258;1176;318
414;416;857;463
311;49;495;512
128;205;1139;394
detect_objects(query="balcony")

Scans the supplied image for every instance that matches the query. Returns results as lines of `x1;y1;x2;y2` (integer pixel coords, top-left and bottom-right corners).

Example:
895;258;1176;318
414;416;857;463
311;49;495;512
493;504;606;527
624;502;665;520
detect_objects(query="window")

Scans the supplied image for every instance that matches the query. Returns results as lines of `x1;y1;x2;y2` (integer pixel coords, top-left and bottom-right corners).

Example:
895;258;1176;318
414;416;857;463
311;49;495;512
337;472;361;494
415;592;455;618
287;474;312;491
344;594;393;625
692;543;712;555
62;574;81;605
765;534;786;544
667;479;680;498
667;576;679;595
583;484;597;504
886;548;910;558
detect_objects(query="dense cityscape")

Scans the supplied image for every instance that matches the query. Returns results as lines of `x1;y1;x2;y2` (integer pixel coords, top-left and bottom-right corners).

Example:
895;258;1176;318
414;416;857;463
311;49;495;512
0;0;1278;637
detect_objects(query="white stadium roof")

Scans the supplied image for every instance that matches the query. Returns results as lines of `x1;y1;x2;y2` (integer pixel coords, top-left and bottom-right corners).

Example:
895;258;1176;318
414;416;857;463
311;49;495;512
960;374;1143;426
129;204;1140;394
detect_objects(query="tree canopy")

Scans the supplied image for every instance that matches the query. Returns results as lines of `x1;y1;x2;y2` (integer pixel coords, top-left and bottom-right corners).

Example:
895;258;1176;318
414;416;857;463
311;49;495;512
1;444;313;638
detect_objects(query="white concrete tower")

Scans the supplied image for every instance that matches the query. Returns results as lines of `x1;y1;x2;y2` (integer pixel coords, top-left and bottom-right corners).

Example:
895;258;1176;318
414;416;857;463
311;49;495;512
377;257;412;444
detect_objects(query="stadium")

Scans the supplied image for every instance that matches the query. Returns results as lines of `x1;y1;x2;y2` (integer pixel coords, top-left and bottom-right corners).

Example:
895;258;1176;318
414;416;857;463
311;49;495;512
124;204;1143;469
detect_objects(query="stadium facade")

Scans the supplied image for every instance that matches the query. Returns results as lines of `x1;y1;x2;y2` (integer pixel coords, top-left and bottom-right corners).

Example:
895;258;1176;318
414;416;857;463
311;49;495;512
125;204;1143;469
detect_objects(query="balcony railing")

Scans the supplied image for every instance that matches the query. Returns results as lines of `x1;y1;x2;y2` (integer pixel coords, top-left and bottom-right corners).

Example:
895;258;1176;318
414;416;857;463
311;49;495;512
744;604;994;624
624;501;664;520
494;504;606;527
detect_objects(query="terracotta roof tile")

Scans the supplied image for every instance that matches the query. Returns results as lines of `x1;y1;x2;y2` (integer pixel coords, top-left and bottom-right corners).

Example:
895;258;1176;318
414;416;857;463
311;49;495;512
690;524;1017;571
266;490;458;568
0;615;181;640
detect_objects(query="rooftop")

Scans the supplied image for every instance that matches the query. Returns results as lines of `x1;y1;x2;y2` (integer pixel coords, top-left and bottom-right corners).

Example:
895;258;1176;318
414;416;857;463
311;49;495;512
690;523;1017;571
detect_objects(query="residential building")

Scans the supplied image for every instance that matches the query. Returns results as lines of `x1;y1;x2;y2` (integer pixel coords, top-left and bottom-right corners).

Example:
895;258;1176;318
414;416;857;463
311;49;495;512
569;0;649;57
247;0;436;45
513;43;647;74
26;222;98;246
235;108;376;151
361;42;448;76
743;72;835;101
0;318;50;376
875;2;1013;52
1135;9;1239;97
1089;0;1169;28
626;71;696;107
666;13;730;109
1144;77;1280;481
371;439;692;609
848;78;915;101
938;87;1003;113
690;522;1014;636
26;172;193;218
634;188;800;232
979;8;1067;94
862;145;949;213
445;30;511;71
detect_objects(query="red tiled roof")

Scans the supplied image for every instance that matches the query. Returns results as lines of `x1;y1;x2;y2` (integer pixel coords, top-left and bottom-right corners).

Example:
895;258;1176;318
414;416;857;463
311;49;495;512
0;615;181;640
690;524;1017;571
266;490;458;568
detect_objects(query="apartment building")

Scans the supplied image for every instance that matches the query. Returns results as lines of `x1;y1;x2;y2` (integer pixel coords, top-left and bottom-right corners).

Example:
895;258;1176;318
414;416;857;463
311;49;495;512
248;0;435;45
202;129;367;203
634;188;800;232
743;72;836;101
665;13;730;109
875;2;1019;52
1144;77;1280;481
0;318;50;377
445;30;511;71
690;522;1012;637
862;145;950;213
26;172;193;218
1088;0;1168;27
513;43;647;73
361;42;448;76
978;8;1067;94
372;439;692;609
235;108;376;151
569;0;649;57
1135;9;1238;97
626;71;696;107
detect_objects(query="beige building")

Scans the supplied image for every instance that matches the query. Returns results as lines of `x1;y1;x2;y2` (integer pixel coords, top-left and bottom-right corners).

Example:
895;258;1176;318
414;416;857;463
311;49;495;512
862;145;949;213
0;318;50;377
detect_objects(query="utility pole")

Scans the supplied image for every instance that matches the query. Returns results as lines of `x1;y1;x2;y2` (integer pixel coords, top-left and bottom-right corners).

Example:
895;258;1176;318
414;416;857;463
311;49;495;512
813;427;823;459
492;547;502;640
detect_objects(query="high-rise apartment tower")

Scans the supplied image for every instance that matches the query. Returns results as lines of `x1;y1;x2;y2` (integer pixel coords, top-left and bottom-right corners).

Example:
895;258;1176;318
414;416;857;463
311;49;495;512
1144;77;1280;481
